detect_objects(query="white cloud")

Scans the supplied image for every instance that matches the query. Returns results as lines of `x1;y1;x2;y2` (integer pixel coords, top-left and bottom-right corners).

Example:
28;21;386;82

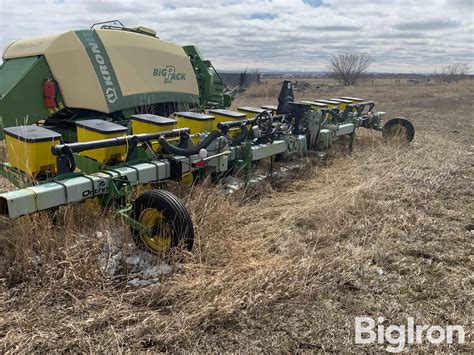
0;0;472;72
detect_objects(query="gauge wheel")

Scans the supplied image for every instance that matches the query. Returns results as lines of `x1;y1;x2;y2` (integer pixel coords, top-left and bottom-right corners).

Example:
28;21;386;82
131;190;194;254
383;117;415;143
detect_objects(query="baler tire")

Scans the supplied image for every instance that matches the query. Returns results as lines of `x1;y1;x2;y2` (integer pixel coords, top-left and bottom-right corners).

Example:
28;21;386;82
131;190;194;254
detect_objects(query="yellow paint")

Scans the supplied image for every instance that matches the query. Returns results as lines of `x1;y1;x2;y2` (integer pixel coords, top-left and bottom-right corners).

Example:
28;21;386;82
139;208;172;253
174;112;214;134
209;109;246;137
181;172;194;185
314;100;340;109
131;115;177;152
131;118;176;135
4;127;60;178
77;125;127;165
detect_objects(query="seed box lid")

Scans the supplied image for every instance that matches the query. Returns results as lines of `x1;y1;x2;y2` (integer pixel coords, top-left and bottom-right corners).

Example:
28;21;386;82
340;96;364;101
4;125;62;143
237;106;266;114
175;112;215;121
209;109;246;119
76;119;127;134
314;99;340;105
132;114;177;126
261;105;278;110
298;101;327;107
330;98;352;103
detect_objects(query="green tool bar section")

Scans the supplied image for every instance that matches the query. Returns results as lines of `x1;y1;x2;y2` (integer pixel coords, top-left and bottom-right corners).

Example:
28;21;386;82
0;135;308;219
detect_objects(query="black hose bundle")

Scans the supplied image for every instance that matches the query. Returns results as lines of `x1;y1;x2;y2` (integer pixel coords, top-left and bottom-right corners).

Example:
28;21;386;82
159;125;248;157
158;131;223;156
230;124;248;145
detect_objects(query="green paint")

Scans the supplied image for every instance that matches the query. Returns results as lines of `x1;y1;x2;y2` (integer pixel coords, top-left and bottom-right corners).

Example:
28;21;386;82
98;176;130;209
117;206;154;237
0;56;38;97
183;45;232;109
0;56;56;140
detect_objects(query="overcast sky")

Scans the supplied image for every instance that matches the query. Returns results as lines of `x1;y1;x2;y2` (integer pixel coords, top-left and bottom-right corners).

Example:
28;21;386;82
0;0;473;73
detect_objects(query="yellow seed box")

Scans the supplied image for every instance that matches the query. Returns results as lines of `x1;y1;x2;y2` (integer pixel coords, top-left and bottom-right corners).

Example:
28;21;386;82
131;114;177;134
330;98;353;110
237;106;266;119
76;119;127;165
131;114;178;152
4;125;61;178
340;96;365;103
298;101;328;110
174;112;215;134
209;109;246;128
209;109;247;137
314;99;341;109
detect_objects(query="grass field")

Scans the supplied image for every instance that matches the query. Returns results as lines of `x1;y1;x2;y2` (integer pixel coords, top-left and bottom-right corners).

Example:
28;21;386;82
0;79;472;352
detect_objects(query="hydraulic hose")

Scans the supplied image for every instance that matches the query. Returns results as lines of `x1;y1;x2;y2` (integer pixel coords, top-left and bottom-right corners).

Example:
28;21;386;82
229;125;248;146
158;130;224;156
159;124;249;157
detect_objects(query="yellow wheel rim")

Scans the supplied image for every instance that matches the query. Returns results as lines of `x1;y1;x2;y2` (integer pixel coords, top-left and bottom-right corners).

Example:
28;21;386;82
138;208;172;253
181;172;194;185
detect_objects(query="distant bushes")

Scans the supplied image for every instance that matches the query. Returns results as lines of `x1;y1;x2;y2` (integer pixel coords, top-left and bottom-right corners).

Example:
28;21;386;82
434;63;471;83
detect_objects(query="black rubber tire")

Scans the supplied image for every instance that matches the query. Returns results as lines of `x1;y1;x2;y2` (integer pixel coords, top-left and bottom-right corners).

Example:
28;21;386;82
383;117;415;143
131;190;194;253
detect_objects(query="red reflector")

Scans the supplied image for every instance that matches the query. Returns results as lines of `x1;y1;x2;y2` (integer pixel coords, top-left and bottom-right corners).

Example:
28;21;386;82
195;160;206;168
43;79;58;109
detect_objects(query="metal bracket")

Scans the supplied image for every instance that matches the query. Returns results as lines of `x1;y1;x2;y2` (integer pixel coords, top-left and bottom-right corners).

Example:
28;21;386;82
99;176;131;209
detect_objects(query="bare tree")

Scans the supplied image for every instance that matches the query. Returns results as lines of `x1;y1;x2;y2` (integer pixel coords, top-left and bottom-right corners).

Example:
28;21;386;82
328;53;372;86
434;63;471;83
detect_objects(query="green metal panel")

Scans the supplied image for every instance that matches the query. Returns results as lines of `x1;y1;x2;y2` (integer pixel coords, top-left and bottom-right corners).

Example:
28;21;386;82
0;56;39;97
0;56;54;139
183;45;232;109
0;159;171;218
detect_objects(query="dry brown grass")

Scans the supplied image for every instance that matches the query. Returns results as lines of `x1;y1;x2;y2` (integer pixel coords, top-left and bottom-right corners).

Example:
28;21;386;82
0;80;473;352
243;81;281;98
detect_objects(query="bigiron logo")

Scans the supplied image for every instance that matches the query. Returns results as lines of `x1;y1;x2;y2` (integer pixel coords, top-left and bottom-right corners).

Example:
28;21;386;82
82;32;118;104
153;66;186;84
